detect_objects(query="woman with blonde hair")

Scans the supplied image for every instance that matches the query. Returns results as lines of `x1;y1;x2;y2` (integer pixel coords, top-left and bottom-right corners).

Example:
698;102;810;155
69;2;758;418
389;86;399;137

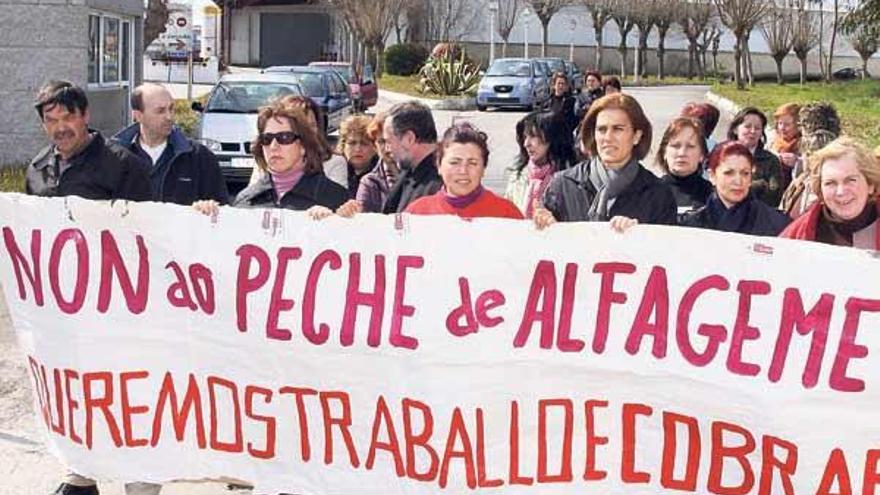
336;114;378;198
781;137;880;249
770;102;802;189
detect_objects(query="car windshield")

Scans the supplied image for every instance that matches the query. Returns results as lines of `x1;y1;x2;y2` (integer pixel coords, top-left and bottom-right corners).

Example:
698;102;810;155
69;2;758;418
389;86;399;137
487;60;531;77
288;72;325;96
541;60;565;73
204;82;303;113
332;66;355;82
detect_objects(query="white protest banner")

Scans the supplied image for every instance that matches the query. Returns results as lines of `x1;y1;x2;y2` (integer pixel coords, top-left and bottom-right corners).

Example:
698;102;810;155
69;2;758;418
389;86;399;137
1;193;880;494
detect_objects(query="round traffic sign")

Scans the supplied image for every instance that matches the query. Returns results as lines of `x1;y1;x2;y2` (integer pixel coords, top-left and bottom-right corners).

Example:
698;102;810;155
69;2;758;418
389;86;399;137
176;17;187;27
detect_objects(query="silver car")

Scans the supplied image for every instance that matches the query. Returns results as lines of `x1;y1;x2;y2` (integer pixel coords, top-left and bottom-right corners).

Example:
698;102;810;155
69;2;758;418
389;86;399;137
476;58;550;111
192;72;305;184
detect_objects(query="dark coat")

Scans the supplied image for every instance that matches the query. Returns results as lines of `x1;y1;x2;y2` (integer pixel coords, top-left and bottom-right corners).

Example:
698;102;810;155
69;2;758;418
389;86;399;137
548;95;578;133
26;132;152;201
542;160;677;225
752;147;784;207
382;152;443;213
682;193;791;237
114;125;229;205
661;172;713;222
233;170;349;210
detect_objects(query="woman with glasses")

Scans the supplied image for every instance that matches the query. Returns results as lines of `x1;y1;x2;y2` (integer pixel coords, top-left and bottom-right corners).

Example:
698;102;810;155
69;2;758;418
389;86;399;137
337;114;378;198
727;106;783;207
533;93;676;231
194;103;348;217
405;122;523;219
336;112;400;215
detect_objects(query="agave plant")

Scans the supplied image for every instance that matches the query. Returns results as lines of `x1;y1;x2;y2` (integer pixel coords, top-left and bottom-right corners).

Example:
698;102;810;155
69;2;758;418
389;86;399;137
418;49;481;97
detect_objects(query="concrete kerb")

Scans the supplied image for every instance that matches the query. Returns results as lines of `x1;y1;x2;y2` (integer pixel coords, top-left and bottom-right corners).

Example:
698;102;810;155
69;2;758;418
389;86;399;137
378;89;478;111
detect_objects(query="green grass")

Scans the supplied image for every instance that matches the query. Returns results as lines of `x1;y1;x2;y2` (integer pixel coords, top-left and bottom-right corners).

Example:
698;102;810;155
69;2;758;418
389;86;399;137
712;79;880;148
377;74;441;100
0;164;26;193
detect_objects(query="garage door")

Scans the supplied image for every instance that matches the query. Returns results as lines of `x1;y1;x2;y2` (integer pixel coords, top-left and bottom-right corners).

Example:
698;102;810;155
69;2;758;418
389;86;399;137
260;13;330;66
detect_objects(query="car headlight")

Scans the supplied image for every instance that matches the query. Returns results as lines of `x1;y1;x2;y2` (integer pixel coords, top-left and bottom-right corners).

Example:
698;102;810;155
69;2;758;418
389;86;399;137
198;138;222;152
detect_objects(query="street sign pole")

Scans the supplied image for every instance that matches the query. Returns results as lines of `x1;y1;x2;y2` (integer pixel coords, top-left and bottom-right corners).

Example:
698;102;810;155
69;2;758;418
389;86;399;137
187;30;194;101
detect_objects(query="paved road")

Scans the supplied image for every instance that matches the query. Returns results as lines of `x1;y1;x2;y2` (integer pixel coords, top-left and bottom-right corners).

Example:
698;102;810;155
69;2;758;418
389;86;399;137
0;85;731;495
373;85;730;194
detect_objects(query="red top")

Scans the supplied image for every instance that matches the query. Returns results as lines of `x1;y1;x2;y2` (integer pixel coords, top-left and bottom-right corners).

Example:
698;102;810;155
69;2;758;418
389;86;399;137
405;190;525;219
780;199;880;249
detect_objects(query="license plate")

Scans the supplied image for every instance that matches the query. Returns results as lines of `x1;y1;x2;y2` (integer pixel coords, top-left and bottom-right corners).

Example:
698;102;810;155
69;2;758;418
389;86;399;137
230;157;256;169
496;93;512;98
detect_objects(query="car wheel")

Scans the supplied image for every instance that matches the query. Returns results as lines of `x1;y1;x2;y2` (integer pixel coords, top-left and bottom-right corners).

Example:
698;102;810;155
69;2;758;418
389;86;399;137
477;104;487;111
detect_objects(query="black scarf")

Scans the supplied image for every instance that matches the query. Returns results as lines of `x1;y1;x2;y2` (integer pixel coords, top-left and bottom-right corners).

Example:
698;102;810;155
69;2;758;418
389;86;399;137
817;202;879;247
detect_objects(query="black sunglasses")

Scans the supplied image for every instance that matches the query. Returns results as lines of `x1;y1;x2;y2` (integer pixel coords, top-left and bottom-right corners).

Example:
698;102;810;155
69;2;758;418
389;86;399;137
258;131;301;146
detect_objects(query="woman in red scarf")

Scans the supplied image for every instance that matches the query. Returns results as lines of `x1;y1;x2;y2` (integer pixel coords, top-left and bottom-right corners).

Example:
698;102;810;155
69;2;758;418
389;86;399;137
781;137;880;250
770;103;802;191
406;122;523;219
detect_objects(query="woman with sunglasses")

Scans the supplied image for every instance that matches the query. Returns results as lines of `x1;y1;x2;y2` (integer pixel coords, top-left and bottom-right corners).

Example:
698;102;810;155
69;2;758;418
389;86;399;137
194;103;348;216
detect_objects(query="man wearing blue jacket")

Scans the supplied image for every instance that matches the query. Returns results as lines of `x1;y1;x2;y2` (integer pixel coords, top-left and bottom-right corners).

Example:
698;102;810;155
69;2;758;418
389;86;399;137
114;83;229;205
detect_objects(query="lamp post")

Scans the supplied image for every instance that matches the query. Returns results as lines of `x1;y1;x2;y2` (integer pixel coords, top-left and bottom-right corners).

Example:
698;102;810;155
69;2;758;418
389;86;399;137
569;18;576;62
489;0;499;63
522;7;531;58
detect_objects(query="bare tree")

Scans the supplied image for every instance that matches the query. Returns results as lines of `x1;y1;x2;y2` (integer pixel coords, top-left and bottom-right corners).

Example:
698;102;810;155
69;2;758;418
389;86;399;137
610;0;636;77
583;0;614;69
631;0;656;82
761;1;795;84
497;0;522;57
654;0;678;79
528;0;572;56
680;0;712;79
144;0;169;51
827;0;842;82
849;20;880;78
329;0;413;75
791;0;819;84
698;22;722;77
426;0;481;42
714;0;770;89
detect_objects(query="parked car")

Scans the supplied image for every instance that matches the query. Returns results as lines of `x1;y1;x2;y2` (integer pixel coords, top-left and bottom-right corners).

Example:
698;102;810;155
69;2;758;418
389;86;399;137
191;72;306;184
832;67;865;80
535;57;566;78
534;59;553;86
476;58;550;111
564;60;584;94
309;61;378;112
263;65;353;133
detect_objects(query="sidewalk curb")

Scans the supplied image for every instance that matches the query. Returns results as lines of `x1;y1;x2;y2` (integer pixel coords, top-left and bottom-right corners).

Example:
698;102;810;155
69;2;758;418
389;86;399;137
378;90;478;111
705;90;742;116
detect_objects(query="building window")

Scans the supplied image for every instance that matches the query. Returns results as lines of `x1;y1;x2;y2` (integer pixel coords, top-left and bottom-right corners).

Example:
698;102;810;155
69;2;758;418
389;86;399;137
103;17;120;83
88;15;100;83
121;21;130;81
88;12;133;87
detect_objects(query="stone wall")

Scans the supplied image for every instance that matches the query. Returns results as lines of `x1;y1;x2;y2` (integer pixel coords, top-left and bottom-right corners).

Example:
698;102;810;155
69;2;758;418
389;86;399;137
0;0;143;167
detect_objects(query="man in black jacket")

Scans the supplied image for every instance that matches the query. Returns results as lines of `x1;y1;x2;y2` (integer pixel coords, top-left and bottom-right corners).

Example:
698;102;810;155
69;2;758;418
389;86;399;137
114;83;229;205
381;100;442;213
27;81;151;202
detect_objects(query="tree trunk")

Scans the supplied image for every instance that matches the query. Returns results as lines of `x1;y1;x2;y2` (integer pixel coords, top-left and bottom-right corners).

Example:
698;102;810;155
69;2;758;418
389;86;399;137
746;42;754;87
827;0;839;83
638;31;649;78
733;36;743;89
863;56;870;79
818;6;826;80
619;41;627;78
799;55;807;85
775;57;785;84
657;38;666;79
595;28;604;70
687;40;696;79
542;20;550;57
502;39;509;57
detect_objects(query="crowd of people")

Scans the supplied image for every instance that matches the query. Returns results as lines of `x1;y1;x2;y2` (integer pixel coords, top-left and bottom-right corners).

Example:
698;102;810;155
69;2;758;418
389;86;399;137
24;74;880;494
